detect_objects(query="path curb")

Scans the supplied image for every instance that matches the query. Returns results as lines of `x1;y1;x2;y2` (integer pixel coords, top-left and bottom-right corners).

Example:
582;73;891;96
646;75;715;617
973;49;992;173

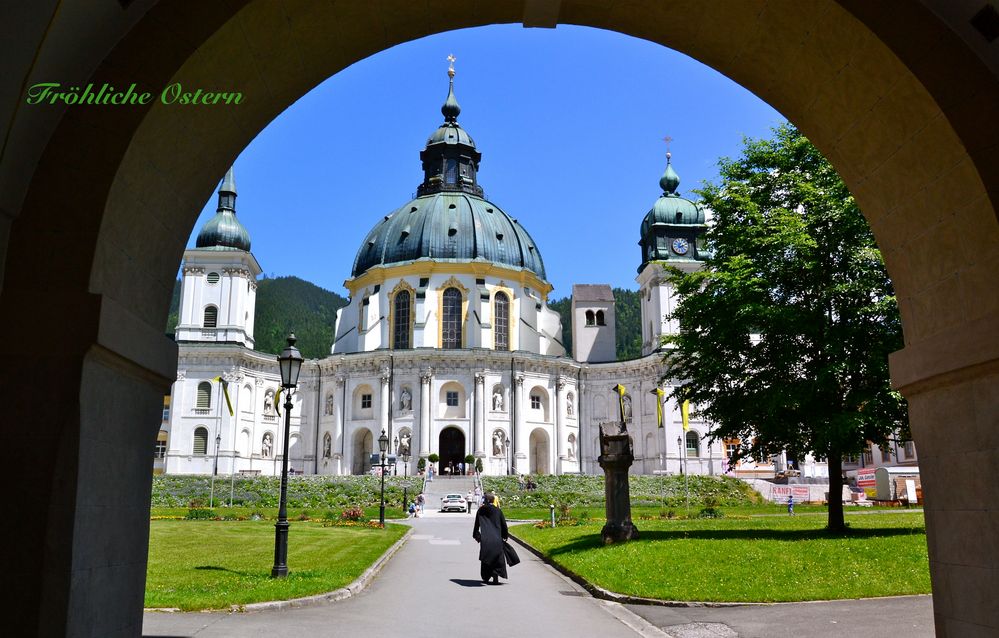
235;526;414;612
508;531;931;609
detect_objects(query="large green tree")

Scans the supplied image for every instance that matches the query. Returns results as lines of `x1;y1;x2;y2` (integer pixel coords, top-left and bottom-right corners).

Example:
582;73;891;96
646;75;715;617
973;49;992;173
664;124;907;531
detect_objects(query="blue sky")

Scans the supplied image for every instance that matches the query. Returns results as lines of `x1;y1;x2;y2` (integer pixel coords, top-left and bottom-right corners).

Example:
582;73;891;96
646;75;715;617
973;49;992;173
186;24;786;299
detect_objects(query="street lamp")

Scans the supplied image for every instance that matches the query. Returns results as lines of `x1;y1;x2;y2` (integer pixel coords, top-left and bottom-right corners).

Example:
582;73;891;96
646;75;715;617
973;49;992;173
401;451;411;513
677;435;683;476
378;429;389;526
505;435;511;476
393;436;399;476
271;333;303;579
210;432;222;508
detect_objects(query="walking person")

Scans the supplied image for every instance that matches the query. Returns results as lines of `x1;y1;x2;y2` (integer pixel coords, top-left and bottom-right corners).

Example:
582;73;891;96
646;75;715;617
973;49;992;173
787;495;795;516
472;493;509;584
465;489;474;513
417;492;425;517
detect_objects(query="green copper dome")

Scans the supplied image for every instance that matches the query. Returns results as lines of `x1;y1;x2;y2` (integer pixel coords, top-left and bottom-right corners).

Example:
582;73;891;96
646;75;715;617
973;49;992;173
638;154;707;268
351;192;546;279
351;63;545;280
196;168;251;252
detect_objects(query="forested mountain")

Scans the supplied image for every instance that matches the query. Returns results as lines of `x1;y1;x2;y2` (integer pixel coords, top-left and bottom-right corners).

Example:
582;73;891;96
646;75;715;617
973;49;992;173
549;287;643;361
166;276;349;359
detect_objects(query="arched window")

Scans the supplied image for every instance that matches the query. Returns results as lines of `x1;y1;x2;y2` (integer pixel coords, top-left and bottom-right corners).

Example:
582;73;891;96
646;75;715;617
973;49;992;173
196;381;211;409
686;431;700;456
585;310;595;326
596;310;606;326
193;427;208;455
203;305;218;328
442;287;462;348
393;290;411;349
494;292;510;351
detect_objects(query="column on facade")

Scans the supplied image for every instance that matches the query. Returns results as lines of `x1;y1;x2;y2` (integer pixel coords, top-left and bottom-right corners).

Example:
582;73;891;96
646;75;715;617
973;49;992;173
474;373;486;457
379;368;390;440
419;368;432;457
335;374;346;475
555;376;566;474
514;374;527;474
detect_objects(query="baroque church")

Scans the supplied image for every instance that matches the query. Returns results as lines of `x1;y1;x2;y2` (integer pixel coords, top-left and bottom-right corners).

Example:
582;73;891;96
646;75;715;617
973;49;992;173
161;65;811;479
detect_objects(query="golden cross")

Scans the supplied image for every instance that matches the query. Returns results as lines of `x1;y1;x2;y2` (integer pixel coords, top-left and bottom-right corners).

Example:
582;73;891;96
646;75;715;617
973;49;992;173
447;53;456;69
663;135;673;153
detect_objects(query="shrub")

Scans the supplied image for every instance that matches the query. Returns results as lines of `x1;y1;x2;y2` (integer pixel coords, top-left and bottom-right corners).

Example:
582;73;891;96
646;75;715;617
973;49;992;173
697;507;724;519
185;508;216;520
417;458;426;472
339;506;365;522
428;453;439;463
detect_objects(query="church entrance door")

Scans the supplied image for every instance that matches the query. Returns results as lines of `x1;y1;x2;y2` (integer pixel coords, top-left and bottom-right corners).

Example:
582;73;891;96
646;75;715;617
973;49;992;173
530;428;550;475
439;427;465;475
352;429;373;475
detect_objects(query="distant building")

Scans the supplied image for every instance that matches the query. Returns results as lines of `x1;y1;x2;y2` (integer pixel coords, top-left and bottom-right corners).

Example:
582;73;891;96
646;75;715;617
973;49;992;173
160;66;884;480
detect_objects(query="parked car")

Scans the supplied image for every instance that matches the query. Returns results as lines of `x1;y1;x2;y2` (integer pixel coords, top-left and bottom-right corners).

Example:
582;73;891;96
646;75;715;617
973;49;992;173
440;493;466;512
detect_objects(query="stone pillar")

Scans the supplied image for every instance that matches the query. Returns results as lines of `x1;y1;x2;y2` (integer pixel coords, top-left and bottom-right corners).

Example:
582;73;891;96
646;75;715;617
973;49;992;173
335;374;346;474
474;372;486;458
379;367;390;439
555;376;566;474
598;423;639;543
514;374;527;475
419;368;432;458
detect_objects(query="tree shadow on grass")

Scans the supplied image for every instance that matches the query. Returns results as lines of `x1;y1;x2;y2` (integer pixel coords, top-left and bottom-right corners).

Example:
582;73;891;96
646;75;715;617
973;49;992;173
541;526;926;557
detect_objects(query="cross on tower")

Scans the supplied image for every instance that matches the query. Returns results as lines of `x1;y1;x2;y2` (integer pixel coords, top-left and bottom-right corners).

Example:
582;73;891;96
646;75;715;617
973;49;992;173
663;135;673;154
447;53;456;76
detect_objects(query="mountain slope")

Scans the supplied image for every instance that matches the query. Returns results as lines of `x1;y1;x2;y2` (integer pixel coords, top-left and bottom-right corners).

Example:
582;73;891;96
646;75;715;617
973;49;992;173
549;287;642;361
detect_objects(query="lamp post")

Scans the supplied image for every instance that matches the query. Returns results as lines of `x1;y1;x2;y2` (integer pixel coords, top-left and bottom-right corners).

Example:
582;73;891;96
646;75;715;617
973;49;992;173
271;333;303;579
393;436;399;476
505;435;511;476
378;429;389;526
678;434;689;513
210;432;221;508
677;436;683;476
401;451;411;513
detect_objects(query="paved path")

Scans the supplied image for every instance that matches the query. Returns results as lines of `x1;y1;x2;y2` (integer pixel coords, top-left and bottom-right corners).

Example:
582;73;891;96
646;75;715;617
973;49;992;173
142;510;934;638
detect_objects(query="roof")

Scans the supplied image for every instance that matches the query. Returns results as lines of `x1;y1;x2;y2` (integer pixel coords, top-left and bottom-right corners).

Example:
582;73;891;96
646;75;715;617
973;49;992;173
572;284;614;302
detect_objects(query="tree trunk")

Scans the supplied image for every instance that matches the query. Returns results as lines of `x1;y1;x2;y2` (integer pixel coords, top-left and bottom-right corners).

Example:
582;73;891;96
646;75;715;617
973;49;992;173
826;451;845;532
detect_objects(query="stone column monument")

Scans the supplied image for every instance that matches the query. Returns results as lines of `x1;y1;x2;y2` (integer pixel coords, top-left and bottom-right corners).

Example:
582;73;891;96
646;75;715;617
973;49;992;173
598;384;639;543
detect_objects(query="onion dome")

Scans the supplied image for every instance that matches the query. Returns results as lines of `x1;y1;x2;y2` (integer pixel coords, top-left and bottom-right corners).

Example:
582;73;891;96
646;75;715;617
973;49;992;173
638;152;707;269
196;167;251;251
350;58;547;281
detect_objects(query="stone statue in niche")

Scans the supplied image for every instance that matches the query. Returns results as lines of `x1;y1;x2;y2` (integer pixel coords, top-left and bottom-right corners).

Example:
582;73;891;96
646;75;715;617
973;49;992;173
325;393;335;416
262;432;273;458
623;394;633;421
567;395;575;417
568;435;577;460
323;432;332;458
400;388;412;411
264;389;275;415
492;430;506;456
398;431;411;456
492;388;504;411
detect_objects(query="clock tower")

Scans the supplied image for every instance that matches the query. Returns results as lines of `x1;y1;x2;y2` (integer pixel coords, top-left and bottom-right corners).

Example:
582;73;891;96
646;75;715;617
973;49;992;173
636;151;708;355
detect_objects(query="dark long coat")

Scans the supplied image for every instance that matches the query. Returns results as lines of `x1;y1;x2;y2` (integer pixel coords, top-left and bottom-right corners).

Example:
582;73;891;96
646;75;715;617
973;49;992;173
472;503;508;581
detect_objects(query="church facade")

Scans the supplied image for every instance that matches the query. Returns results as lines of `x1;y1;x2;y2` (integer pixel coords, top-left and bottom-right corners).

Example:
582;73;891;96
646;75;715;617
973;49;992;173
162;67;815;479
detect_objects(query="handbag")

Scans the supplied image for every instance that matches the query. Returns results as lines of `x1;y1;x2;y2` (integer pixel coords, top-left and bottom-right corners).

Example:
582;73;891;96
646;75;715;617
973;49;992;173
502;541;521;566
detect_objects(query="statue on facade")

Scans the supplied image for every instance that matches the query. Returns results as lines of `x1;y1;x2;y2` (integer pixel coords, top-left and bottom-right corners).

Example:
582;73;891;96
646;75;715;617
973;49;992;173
492;430;506;456
568;434;576;460
567;395;575;417
262;432;273;458
399;431;411;456
264;390;275;415
492;388;504;411
623;394;633;421
325;393;335;416
400;388;412;411
323;432;332;458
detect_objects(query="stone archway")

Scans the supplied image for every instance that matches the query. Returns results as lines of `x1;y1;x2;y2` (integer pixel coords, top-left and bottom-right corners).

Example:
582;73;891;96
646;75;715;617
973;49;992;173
351;429;373;475
3;2;999;635
438;427;466;475
529;428;550;475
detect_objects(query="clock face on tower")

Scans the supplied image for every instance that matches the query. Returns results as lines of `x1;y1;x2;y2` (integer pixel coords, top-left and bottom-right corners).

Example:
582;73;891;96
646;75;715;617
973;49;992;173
671;237;689;255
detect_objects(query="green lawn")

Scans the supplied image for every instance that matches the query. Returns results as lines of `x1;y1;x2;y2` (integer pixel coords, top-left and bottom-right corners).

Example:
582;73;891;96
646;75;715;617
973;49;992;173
511;512;929;602
146;520;407;610
500;502;906;521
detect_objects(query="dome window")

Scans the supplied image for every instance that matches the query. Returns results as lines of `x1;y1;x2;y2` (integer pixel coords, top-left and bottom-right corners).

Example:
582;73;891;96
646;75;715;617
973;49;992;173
442;287;463;349
496;232;504;241
494;292;510;351
410;206;418;213
448;203;457;209
448;227;457;237
206;272;220;285
486;208;493;213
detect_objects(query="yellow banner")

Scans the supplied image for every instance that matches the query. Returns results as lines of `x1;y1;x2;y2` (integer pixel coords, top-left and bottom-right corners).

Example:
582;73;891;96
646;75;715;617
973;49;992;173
612;384;627;423
681;399;690;431
212;376;234;416
274;387;283;417
655;388;665;428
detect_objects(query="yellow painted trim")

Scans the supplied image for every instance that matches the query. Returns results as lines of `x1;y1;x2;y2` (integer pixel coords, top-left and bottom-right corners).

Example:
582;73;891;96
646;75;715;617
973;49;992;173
345;260;553;301
437;276;469;348
387;280;416;349
491;283;515;351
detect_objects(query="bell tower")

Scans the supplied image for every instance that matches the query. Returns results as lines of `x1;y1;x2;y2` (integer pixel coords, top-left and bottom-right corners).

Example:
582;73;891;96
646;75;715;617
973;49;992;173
174;168;262;347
